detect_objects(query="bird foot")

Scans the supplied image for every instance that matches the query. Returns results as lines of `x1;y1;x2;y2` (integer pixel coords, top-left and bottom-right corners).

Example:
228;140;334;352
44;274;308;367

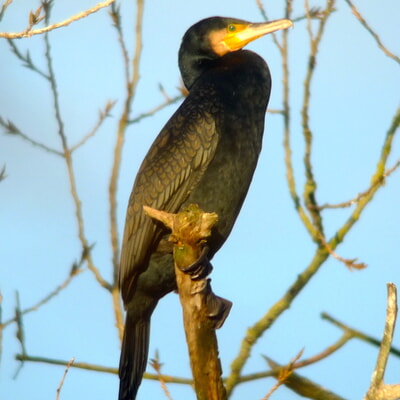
179;246;213;280
204;280;232;329
191;279;232;328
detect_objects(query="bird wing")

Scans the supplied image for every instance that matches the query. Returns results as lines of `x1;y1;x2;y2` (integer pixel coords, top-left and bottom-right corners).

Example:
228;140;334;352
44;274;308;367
119;99;219;303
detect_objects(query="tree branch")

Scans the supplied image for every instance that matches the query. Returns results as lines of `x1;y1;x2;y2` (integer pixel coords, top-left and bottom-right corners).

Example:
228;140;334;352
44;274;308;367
108;0;145;341
2;266;84;329
322;312;400;358
0;0;12;22
0;116;62;156
0;0;117;39
56;358;75;400
144;204;229;400
15;353;193;385
364;283;400;400
266;357;348;400
302;0;335;237
42;3;110;291
343;0;400;64
70;100;116;153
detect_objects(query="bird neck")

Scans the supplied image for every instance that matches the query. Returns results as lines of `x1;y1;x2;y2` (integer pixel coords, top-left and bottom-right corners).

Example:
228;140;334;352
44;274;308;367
179;52;219;90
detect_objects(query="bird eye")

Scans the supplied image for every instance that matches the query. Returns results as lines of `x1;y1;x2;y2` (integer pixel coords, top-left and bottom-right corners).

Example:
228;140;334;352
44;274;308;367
228;24;236;32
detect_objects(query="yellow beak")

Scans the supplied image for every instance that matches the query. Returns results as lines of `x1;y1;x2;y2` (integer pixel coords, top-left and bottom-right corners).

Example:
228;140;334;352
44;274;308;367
223;19;293;51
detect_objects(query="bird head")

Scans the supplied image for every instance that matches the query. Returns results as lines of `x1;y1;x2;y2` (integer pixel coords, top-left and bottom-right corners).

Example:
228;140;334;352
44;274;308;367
178;17;293;88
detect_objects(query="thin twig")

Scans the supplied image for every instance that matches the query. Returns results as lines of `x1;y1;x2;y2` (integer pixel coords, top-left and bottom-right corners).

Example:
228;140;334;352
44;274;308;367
330;106;400;252
256;0;283;52
127;94;183;125
321;312;400;358
42;4;110;291
278;0;319;240
302;0;335;237
294;332;353;368
70;100;116;152
315;159;400;210
343;0;400;64
13;291;26;378
0;0;116;39
260;350;303;400
108;0;145;342
7;40;50;80
56;358;75;400
109;3;130;84
292;8;327;23
0;116;63;156
265;356;346;400
149;351;174;400
318;232;366;270
16;353;118;374
0;290;3;360
2;268;84;329
0;0;12;22
0;164;6;181
15;353;193;385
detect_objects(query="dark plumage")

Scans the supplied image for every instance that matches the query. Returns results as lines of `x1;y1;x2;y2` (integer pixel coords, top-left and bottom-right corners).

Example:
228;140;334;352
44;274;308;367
118;16;293;400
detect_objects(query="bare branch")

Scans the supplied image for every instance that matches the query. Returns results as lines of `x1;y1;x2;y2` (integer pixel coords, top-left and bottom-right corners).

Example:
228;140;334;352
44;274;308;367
145;204;229;400
108;0;145;344
0;290;3;360
0;0;117;39
266;357;347;400
39;6;111;292
128;94;183;125
0;0;12;22
0;116;63;156
70;100;117;153
16;353;118;374
2;267;84;330
256;0;283;50
302;0;335;237
225;244;332;396
7;40;50;80
318;232;367;270
322;312;400;358
278;0;320;241
13;291;26;378
0;164;7;181
109;3;130;84
344;0;400;64
260;350;304;400
316;158;400;210
15;353;193;385
149;351;174;400
364;284;400;400
330;106;400;252
56;358;75;400
293;332;353;369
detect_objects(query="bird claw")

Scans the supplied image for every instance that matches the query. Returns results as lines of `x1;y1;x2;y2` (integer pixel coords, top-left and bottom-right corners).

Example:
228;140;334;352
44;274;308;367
180;247;232;328
204;280;232;328
179;246;213;280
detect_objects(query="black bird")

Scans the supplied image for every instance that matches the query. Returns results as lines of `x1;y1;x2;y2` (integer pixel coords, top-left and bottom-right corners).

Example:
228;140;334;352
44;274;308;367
118;16;293;400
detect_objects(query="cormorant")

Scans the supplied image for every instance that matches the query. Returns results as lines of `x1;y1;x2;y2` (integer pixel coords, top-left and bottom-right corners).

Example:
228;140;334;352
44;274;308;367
118;16;293;400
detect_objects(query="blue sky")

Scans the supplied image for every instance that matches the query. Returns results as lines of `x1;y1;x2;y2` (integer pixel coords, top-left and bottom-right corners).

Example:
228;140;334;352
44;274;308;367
1;1;399;399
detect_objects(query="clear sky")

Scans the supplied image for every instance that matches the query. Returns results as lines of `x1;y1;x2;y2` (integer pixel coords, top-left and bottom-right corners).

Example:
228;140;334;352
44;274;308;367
1;1;399;399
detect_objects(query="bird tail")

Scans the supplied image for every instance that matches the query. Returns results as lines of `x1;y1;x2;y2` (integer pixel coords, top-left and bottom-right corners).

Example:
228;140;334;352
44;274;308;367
118;312;152;400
